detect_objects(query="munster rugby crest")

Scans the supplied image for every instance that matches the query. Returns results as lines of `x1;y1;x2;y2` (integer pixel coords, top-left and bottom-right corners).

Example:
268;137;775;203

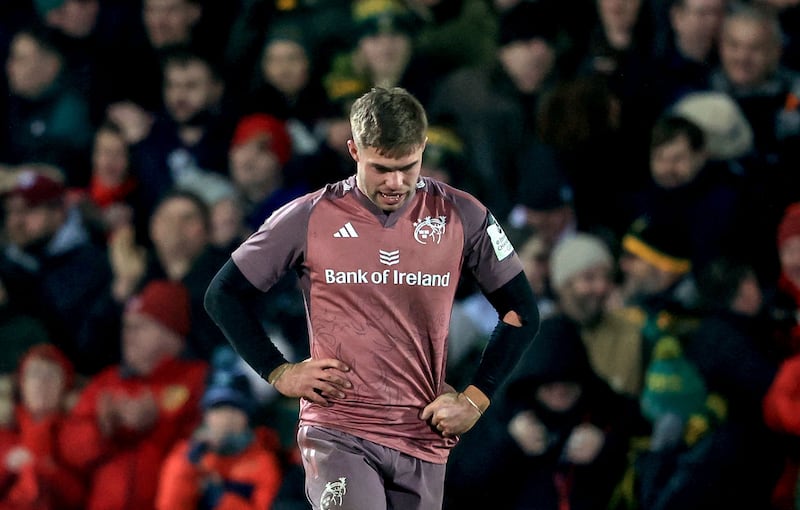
413;216;446;245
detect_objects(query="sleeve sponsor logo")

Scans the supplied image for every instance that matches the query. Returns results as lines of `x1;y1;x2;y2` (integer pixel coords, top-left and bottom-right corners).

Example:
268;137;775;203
487;213;513;261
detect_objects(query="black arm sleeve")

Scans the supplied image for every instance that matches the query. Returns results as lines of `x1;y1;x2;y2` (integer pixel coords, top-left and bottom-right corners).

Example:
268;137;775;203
204;259;289;379
469;270;540;399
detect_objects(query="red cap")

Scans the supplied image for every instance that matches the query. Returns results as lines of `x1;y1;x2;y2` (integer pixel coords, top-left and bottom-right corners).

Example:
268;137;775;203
231;114;292;166
778;203;800;250
6;171;65;207
126;280;191;338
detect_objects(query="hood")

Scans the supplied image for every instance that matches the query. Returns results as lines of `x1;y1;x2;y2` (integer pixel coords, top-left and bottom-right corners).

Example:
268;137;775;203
505;315;598;404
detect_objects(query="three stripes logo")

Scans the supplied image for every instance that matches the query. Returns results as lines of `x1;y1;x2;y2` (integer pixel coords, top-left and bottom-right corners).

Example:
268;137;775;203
379;249;399;266
333;222;359;238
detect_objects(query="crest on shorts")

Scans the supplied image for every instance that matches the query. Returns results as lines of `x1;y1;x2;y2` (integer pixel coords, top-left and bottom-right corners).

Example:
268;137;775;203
320;477;347;509
413;215;446;245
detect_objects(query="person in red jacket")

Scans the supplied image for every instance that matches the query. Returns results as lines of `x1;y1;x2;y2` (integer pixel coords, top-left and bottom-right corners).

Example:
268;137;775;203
156;346;284;510
59;280;208;510
764;353;800;510
0;343;84;510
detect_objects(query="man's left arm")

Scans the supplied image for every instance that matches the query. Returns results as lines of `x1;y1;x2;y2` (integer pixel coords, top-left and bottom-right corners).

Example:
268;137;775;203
421;271;539;436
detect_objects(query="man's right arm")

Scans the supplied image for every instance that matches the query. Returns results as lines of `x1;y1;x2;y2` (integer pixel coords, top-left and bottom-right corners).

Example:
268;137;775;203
204;259;289;379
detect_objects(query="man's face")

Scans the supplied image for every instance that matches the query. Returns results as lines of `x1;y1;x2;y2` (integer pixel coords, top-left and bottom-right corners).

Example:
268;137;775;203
122;312;175;375
671;0;726;50
6;33;61;99
598;0;642;33
3;195;63;249
21;357;66;417
780;236;800;289
163;60;221;125
650;134;706;189
521;206;573;250
498;38;556;94
204;406;249;449
48;0;100;38
143;0;200;48
358;32;412;80
349;141;424;212
619;252;673;300
150;196;208;262
229;137;282;201
536;381;582;412
720;17;780;89
93;129;129;186
557;264;614;326
262;40;309;98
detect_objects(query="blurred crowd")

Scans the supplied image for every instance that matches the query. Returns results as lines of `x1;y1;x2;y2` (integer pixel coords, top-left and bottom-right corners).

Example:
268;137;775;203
1;0;800;508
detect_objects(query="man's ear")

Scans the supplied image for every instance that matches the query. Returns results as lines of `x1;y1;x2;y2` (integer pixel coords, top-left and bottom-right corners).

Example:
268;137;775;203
347;139;359;162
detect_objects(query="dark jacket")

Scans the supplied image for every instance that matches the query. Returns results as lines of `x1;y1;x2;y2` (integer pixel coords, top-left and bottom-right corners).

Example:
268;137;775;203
444;315;640;510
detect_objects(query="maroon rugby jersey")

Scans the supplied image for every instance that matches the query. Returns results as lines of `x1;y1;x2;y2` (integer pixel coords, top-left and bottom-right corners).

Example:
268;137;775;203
232;175;522;463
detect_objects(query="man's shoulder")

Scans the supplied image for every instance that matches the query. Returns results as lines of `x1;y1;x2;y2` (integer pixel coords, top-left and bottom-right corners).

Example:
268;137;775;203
418;177;483;209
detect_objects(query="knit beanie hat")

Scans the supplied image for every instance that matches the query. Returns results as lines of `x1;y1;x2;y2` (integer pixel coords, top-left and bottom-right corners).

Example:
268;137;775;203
622;216;692;274
778;202;800;250
18;343;74;390
498;1;560;47
671;91;754;160
6;171;65;208
126;280;191;338
201;346;255;417
231;114;292;166
550;233;613;290
353;0;417;37
424;125;464;173
516;143;573;211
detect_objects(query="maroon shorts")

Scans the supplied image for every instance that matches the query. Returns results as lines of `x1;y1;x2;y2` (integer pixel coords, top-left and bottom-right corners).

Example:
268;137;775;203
297;425;446;510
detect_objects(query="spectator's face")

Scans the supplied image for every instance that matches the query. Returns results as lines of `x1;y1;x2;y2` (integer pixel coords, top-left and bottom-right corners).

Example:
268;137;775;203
499;38;556;94
650;134;706;189
520;206;573;250
47;0;100;38
150;196;208;263
519;236;549;296
731;271;762;316
358;32;412;81
720;17;780;89
671;0;726;53
598;0;641;35
143;0;200;48
229;137;282;202
122;312;179;375
204;406;249;450
92;129;130;186
210;197;245;249
556;264;614;326
349;141;424;212
5;33;61;99
3;196;64;249
619;252;675;300
262;40;310;98
21;357;66;417
780;236;800;288
536;381;582;412
163;60;222;124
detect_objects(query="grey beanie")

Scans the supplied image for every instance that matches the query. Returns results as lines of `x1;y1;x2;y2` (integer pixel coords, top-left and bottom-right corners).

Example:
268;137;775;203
549;233;613;290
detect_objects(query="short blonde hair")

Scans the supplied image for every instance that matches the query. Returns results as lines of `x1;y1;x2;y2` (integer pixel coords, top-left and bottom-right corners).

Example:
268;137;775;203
349;87;427;158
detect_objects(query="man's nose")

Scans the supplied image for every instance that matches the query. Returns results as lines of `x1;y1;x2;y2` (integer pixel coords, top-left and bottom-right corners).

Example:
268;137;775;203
385;171;404;188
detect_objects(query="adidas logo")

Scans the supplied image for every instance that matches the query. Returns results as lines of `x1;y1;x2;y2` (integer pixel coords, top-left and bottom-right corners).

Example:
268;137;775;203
379;249;399;265
333;222;359;238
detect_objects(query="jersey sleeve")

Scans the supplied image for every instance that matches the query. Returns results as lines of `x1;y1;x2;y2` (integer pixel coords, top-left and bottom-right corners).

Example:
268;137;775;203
456;194;523;293
231;194;315;291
